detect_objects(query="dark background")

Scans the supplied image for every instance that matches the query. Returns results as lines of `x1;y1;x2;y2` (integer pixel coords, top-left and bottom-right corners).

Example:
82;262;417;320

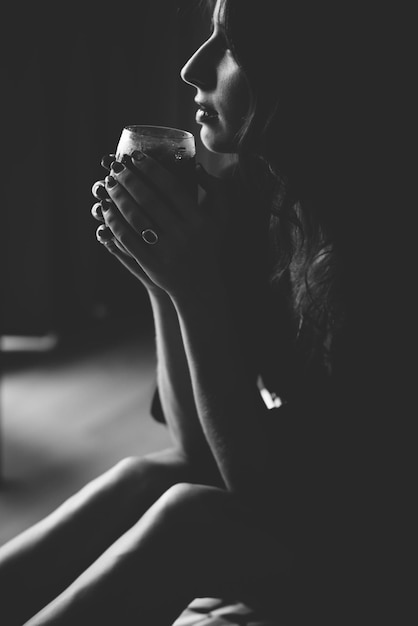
1;0;219;338
0;0;214;544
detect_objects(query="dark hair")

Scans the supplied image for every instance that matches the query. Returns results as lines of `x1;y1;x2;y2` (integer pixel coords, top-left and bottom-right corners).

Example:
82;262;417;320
203;0;357;375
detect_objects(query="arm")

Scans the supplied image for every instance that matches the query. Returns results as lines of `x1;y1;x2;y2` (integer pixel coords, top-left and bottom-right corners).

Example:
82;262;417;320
92;160;220;479
172;281;277;506
148;289;223;478
103;157;350;540
101;155;281;509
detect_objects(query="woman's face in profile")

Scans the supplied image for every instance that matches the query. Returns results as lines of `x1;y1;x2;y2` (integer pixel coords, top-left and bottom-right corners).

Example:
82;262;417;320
180;0;250;153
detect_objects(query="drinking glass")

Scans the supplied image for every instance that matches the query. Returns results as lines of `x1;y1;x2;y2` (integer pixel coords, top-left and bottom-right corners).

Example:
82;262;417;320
115;125;196;197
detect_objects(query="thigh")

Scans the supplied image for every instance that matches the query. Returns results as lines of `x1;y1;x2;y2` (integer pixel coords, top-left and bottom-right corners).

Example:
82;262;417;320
0;448;207;626
22;483;293;625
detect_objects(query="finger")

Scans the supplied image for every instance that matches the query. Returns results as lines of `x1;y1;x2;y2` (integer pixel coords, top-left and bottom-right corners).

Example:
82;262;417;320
101;154;116;170
108;160;182;230
101;194;158;260
96;223;134;258
98;229;131;258
101;238;146;277
96;224;114;244
112;236;133;256
122;152;195;215
91;180;109;201
104;174;163;236
91;202;105;222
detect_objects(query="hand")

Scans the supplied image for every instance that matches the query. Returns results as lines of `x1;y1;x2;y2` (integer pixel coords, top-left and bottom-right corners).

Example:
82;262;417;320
100;152;230;300
91;154;164;296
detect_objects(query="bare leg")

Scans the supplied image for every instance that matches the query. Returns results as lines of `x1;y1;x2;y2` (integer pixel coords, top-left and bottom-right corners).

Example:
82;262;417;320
23;483;292;625
0;448;221;626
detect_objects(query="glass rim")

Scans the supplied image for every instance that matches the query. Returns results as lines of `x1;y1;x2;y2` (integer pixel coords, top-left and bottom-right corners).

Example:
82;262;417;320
123;125;194;141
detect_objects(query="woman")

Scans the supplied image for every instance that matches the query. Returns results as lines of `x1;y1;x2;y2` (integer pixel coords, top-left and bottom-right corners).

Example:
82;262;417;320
0;0;402;623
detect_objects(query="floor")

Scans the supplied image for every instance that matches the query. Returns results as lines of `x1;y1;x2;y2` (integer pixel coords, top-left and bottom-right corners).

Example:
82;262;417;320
0;322;172;547
0;324;281;625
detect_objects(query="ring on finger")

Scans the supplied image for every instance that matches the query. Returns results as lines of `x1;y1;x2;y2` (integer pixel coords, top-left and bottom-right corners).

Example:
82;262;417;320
141;228;159;245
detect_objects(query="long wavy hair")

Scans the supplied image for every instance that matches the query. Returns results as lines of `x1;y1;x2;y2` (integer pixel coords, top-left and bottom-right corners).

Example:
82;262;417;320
199;0;354;378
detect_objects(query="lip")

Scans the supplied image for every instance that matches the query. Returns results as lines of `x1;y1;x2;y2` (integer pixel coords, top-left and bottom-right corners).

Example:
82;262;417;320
195;99;217;111
195;99;219;124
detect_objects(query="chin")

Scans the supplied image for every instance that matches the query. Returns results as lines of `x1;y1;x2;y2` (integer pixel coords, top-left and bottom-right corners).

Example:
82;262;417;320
200;125;238;154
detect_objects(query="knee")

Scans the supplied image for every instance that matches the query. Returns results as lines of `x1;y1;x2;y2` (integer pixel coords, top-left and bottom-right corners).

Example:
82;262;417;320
105;449;195;488
143;483;214;560
89;458;199;512
111;456;142;480
155;482;226;525
100;456;142;491
75;456;143;504
160;481;200;505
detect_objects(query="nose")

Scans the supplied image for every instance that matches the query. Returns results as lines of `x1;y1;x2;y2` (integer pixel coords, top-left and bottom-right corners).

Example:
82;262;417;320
180;40;215;90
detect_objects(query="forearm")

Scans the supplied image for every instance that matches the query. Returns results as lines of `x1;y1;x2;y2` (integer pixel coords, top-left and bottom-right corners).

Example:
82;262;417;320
172;282;274;505
149;290;220;475
173;282;352;529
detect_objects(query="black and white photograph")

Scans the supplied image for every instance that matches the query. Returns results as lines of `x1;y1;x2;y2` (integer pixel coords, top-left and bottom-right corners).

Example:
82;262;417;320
0;1;413;624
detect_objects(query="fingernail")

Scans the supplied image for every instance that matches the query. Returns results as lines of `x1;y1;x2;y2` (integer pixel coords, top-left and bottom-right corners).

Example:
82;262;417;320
91;202;103;219
121;154;132;166
110;161;125;174
101;198;112;212
92;182;109;200
96;225;113;241
101;154;115;170
105;175;117;188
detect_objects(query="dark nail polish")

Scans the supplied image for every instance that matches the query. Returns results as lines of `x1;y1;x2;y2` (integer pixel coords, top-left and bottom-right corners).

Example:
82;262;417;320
101;154;115;170
121;154;132;166
97;225;113;240
105;175;117;188
92;202;103;219
101;199;112;212
111;161;125;174
95;184;109;200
